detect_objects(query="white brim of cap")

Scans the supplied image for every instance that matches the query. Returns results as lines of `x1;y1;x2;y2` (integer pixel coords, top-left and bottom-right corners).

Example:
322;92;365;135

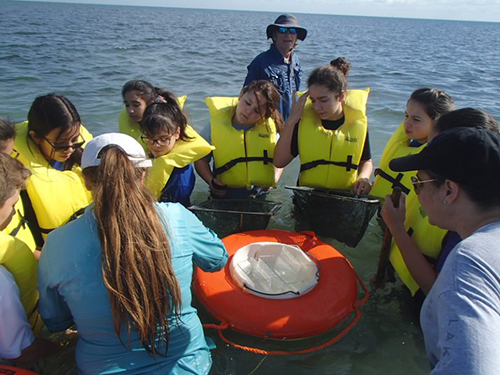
82;133;153;169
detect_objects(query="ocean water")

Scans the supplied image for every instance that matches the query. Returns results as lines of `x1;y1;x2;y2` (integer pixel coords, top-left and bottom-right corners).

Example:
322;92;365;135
1;1;500;374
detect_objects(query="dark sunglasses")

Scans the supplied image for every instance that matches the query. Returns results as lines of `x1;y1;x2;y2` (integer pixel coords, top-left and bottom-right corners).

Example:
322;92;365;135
278;27;297;35
44;135;85;152
411;176;438;194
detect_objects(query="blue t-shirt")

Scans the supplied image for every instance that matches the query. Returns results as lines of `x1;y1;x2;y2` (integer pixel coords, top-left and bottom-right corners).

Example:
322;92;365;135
38;203;228;375
159;164;195;207
409;139;424;147
243;44;301;121
51;161;65;171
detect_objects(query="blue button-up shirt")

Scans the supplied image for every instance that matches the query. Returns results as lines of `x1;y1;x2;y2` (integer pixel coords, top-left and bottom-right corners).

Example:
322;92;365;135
244;44;302;121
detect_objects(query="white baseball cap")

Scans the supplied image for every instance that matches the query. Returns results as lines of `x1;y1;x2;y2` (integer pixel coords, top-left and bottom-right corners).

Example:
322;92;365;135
81;133;152;169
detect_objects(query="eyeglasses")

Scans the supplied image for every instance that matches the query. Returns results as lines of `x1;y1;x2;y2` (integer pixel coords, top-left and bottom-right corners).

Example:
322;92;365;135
140;135;173;146
278;27;297;35
411;176;438;194
11;149;20;159
43;135;85;152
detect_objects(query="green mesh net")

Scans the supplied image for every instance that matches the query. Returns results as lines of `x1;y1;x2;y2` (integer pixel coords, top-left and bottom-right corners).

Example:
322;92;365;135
189;199;282;239
287;186;380;248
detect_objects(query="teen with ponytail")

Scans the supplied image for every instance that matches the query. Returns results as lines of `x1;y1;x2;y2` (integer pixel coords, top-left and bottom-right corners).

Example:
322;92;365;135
37;133;227;374
119;80;187;150
274;58;373;195
369;87;455;199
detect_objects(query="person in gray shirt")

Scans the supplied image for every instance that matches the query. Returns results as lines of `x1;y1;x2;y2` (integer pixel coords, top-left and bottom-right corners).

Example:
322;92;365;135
386;126;500;374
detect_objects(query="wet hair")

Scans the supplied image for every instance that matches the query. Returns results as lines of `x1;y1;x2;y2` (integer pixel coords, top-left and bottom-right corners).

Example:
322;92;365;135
408;88;455;120
434;108;499;134
0;153;31;206
0;118;16;152
427;109;500;209
27;94;83;168
122;80;158;104
139;90;192;142
240;80;284;131
82;146;181;357
307;57;351;98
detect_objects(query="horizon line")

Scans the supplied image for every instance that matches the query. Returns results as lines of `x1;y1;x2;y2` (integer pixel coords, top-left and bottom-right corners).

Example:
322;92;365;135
12;0;500;24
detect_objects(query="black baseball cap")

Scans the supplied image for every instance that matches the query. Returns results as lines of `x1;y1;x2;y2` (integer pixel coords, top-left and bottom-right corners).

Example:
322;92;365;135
390;126;500;190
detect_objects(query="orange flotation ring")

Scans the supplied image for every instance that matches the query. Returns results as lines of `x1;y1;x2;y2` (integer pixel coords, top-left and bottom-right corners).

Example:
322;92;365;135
0;366;39;375
194;230;368;354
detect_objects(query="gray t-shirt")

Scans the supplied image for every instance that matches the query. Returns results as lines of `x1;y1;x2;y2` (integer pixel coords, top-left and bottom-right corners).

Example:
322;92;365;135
0;265;34;359
420;221;500;374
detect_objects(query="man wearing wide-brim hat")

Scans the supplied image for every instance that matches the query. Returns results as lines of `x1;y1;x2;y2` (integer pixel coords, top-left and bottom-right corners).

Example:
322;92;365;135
243;14;307;121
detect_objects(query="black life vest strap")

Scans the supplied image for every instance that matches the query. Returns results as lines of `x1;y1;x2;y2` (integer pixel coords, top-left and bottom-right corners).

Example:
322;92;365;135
39;206;87;235
19;190;44;247
213;150;273;177
300;155;358;173
8;209;29;237
374;168;411;195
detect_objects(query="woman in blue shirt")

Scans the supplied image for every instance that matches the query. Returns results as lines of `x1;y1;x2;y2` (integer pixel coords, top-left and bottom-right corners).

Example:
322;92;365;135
38;133;228;374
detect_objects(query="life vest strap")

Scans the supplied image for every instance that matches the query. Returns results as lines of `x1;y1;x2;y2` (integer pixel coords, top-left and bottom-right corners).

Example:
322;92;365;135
213;151;273;177
8;209;29;237
39;206;88;235
300;155;358;173
374;168;411;195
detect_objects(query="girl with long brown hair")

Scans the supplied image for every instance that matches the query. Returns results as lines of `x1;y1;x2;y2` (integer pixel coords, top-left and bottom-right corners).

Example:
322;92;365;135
195;80;284;198
37;133;227;374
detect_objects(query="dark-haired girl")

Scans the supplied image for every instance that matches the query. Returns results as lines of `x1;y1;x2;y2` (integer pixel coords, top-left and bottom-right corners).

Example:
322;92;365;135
119;80;187;149
195;80;284;198
369;87;455;198
140;91;213;207
15;94;92;240
274;58;372;195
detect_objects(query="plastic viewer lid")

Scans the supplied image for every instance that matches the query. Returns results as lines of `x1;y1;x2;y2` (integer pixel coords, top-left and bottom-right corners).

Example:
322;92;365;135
229;242;319;300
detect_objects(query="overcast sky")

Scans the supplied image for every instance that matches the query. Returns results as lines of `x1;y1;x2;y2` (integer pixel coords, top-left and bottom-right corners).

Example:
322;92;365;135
25;0;500;22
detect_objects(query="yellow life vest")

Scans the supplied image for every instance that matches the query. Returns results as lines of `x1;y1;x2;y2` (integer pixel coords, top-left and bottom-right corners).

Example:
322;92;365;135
298;89;369;190
370;122;426;199
0;233;41;333
2;197;37;252
14;121;93;239
146;125;214;199
118;95;187;152
207;96;277;189
389;192;447;295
